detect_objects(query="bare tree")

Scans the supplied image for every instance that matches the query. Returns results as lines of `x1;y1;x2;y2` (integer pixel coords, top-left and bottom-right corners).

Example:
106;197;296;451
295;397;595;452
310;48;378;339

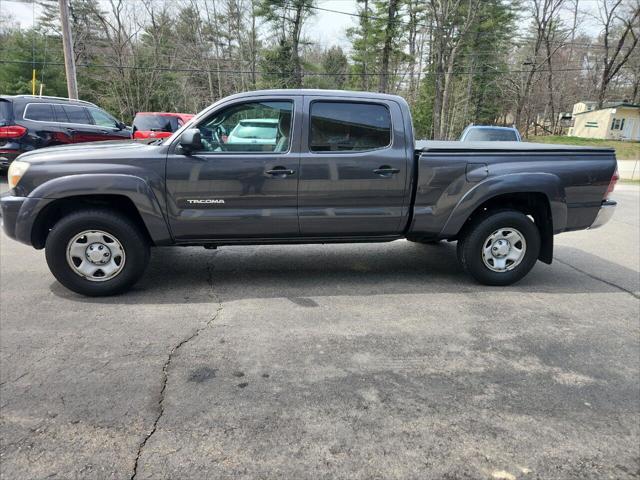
428;0;480;139
378;0;400;93
511;0;566;134
594;0;640;108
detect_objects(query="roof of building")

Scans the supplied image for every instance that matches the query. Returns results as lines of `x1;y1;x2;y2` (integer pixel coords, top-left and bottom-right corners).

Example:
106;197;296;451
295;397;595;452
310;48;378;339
574;102;640;115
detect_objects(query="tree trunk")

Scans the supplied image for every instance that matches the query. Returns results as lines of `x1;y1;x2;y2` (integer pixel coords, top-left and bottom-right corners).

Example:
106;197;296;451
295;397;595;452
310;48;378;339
290;2;304;88
378;0;399;93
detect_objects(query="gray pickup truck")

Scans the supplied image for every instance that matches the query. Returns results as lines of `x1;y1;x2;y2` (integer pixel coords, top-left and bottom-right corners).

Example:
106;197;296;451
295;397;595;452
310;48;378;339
1;89;618;296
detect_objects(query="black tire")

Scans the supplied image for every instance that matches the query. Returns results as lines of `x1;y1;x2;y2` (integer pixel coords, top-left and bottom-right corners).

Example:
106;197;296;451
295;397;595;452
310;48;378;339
457;209;540;286
45;209;150;296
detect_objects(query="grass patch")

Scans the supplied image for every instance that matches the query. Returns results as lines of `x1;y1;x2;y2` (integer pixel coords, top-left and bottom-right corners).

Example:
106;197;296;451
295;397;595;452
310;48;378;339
528;136;640;160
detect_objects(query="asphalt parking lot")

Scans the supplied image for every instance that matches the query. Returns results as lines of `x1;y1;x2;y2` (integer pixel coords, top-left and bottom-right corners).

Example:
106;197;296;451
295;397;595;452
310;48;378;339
1;181;638;480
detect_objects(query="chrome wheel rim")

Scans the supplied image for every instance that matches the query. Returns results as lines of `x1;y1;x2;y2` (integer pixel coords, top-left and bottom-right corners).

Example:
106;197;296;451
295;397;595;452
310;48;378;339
66;230;126;282
482;228;526;273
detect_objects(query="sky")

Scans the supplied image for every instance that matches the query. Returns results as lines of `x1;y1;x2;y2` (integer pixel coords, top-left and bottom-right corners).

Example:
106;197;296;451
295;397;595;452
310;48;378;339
0;0;358;45
1;0;603;49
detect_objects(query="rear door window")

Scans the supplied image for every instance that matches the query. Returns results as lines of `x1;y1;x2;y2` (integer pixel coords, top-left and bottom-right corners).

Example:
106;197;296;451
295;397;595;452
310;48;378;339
24;103;55;122
309;102;391;152
63;105;92;125
0;100;12;125
53;104;69;123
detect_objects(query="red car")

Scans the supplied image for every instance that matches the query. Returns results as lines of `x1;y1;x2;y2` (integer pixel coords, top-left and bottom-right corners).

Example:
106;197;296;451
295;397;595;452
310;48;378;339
132;112;194;140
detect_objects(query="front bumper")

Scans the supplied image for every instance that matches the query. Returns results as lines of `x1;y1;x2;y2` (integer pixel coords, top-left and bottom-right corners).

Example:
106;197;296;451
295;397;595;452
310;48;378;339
589;200;616;229
0;194;51;246
0;194;27;240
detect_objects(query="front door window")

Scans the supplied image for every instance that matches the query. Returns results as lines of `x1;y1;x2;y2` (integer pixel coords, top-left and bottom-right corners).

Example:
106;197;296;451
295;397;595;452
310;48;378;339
195;101;293;153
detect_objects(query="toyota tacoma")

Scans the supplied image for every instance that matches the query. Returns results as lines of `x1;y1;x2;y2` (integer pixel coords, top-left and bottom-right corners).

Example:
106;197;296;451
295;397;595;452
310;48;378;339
1;89;618;296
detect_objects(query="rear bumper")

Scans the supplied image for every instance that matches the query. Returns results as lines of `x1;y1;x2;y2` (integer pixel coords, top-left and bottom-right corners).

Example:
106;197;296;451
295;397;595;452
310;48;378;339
589;200;616;229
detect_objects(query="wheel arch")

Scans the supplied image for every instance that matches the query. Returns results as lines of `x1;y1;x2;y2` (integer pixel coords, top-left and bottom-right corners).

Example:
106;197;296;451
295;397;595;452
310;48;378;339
21;174;172;249
443;173;565;264
456;192;554;264
30;194;154;249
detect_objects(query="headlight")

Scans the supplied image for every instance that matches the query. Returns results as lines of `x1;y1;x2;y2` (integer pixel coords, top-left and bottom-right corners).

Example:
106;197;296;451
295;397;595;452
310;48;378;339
7;160;30;189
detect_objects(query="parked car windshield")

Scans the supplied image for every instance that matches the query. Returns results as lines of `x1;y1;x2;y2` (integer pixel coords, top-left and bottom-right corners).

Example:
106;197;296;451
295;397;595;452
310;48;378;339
0;100;11;125
463;128;519;141
133;115;177;132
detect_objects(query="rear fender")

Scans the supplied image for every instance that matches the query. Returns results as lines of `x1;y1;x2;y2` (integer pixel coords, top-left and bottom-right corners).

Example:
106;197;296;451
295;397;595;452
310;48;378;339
440;173;567;237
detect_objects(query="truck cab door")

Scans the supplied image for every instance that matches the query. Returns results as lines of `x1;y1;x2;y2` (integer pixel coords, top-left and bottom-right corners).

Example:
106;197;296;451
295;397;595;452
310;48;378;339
165;96;301;240
298;96;411;236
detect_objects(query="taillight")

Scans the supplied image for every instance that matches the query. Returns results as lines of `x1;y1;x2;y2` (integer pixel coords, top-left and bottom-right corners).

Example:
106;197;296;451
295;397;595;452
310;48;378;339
605;167;619;199
0;125;27;139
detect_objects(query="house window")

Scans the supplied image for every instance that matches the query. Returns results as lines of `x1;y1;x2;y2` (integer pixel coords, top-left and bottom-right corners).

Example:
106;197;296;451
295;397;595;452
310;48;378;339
611;118;624;130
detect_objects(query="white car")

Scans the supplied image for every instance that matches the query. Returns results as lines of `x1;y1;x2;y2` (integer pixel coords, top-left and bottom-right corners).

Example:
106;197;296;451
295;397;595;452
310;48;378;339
226;118;279;145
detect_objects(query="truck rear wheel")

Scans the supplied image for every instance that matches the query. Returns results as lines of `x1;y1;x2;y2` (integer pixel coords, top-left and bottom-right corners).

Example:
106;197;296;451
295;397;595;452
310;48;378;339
457;210;540;286
45;209;149;296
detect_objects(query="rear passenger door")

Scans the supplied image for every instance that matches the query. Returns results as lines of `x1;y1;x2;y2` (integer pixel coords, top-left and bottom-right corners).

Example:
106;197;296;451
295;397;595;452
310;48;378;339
298;96;410;236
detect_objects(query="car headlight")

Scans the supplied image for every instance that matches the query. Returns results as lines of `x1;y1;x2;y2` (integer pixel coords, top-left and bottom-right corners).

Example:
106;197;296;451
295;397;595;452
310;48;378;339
7;160;30;189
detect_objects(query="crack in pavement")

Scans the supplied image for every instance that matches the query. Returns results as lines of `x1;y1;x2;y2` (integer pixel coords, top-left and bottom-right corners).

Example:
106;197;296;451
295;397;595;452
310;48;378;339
130;265;223;480
554;257;640;299
0;371;29;387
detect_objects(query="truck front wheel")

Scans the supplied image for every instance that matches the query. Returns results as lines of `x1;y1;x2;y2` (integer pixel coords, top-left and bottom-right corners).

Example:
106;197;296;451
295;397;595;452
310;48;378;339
457;210;540;286
45;209;150;296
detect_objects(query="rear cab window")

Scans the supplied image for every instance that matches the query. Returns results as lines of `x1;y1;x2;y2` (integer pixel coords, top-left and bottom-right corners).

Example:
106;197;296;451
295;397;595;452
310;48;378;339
309;101;392;152
133;115;178;132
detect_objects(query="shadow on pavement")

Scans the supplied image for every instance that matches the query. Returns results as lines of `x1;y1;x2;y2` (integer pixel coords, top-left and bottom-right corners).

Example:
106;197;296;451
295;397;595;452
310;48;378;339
49;240;638;304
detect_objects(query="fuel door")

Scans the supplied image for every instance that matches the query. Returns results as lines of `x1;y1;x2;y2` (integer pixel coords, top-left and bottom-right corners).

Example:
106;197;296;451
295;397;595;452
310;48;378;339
466;163;488;182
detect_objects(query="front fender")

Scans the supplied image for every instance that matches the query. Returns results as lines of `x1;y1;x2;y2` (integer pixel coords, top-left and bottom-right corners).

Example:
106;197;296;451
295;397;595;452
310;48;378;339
440;173;567;237
16;174;172;246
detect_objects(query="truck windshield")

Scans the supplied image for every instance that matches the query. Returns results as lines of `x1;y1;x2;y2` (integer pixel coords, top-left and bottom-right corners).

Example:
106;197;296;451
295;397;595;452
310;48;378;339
0;100;11;126
463;128;518;141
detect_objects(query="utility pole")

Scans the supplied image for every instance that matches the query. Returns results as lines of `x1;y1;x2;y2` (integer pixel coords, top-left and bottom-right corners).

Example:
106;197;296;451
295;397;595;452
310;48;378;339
58;0;78;99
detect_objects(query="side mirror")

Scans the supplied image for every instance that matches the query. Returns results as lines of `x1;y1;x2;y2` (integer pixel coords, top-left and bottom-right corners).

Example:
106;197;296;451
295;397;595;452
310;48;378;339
116;121;127;130
179;128;202;154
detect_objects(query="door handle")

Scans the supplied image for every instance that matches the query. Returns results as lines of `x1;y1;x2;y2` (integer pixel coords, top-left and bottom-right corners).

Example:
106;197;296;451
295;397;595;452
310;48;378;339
373;166;400;176
265;167;296;176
